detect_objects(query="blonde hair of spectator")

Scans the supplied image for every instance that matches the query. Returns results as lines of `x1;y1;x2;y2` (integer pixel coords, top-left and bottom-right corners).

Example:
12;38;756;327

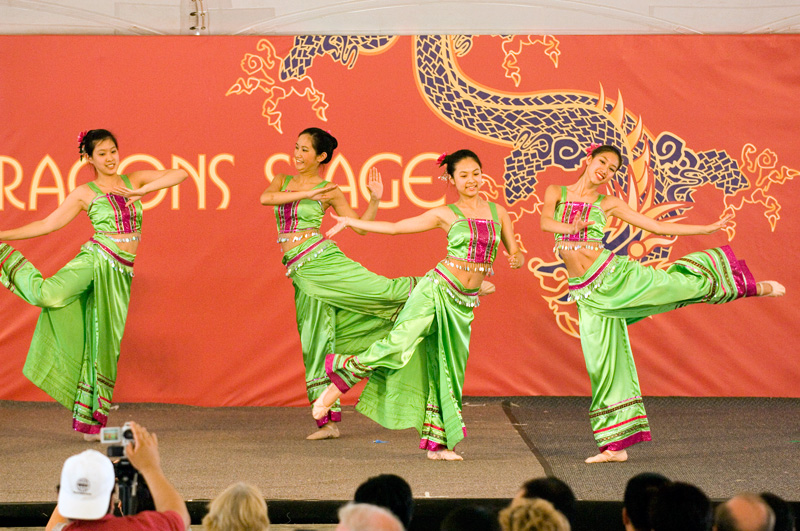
202;482;270;531
499;498;571;531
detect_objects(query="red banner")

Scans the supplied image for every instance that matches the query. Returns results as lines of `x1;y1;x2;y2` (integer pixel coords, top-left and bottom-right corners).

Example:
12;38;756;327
1;35;797;406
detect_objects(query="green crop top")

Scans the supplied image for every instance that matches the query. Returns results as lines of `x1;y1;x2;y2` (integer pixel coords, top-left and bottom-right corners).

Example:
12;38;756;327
553;186;607;253
441;203;502;275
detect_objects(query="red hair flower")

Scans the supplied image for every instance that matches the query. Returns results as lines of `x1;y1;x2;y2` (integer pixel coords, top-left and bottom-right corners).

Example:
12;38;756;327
77;130;89;144
586;143;602;156
436;152;447;165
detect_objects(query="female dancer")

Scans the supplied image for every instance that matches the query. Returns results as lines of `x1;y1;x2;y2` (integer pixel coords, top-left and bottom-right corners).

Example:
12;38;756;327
540;143;785;463
0;129;187;436
260;128;417;440
313;149;523;460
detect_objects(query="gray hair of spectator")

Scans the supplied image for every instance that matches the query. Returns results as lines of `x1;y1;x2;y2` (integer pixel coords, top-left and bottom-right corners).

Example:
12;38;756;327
337;502;404;531
202;482;270;531
715;493;776;531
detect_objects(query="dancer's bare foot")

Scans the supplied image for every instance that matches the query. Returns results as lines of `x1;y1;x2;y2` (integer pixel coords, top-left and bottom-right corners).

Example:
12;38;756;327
306;423;340;440
83;433;101;442
311;384;342;420
585;449;628;463
427;449;463;461
756;281;785;297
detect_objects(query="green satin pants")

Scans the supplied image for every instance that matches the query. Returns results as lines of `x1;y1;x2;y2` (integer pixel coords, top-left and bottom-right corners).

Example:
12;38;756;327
1;237;134;434
283;236;417;427
572;245;756;451
326;265;479;451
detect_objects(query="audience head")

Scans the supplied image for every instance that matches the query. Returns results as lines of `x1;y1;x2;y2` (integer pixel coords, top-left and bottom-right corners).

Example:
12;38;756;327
651;481;712;531
202;482;270;531
57;449;116;520
440;505;501;531
623;472;671;531
760;492;795;531
515;477;577;526
715;493;776;531
353;473;414;528
336;502;404;531
499;497;570;531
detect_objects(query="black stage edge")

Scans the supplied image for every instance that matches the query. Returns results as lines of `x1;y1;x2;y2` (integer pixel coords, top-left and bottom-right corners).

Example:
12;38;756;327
3;500;799;531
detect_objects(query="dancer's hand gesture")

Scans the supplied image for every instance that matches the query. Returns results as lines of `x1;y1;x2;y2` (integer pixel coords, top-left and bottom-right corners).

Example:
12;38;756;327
504;249;525;269
367;168;384;201
307;184;338;201
703;213;734;234
571;218;595;234
326;214;349;238
111;185;145;207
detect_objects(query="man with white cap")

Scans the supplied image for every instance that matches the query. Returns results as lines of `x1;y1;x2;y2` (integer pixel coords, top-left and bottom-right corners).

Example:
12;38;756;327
46;421;190;530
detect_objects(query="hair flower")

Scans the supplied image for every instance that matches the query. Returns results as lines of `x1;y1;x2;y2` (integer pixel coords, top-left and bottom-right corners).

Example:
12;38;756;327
436;152;448;165
586;142;602;155
77;130;89;144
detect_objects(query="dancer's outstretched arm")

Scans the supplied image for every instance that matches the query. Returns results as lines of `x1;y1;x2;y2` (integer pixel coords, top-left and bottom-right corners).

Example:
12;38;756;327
259;174;338;206
112;169;188;206
604;195;731;236
0;189;87;241
326;206;445;238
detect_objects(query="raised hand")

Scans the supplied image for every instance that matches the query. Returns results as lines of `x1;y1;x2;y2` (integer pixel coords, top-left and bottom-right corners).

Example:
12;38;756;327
571;218;595;234
704;213;734;234
366;167;384;201
111;186;145;207
308;183;339;201
504;249;525;269
326;213;350;238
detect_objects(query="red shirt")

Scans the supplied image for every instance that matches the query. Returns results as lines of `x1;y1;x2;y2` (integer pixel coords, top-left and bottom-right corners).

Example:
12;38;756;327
64;511;185;531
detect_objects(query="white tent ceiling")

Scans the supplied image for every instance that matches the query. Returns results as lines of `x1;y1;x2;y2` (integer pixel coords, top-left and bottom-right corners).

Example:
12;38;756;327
1;0;799;35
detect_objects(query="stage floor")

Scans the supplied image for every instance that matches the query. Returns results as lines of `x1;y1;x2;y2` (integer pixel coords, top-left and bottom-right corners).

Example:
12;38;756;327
1;396;798;528
0;398;543;504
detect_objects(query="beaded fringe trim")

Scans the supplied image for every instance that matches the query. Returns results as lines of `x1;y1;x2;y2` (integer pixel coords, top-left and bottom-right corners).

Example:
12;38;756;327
553;241;604;254
84;242;135;277
284;240;333;277
567;259;618;302
277;230;320;244
440;257;494;276
428;269;480;308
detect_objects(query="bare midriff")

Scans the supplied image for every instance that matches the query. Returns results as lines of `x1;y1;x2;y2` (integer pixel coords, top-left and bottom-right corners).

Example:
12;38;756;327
441;257;491;290
559;247;604;278
278;228;322;253
98;231;140;255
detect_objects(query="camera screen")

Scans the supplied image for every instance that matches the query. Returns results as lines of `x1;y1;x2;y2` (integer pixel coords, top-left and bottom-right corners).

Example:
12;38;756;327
100;427;121;444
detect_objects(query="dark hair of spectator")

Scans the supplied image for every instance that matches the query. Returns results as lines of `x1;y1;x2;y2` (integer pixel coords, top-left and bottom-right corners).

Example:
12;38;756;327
651;482;712;531
353;474;414;528
440;505;501;531
760;492;796;531
624;472;671;531
519;476;577;525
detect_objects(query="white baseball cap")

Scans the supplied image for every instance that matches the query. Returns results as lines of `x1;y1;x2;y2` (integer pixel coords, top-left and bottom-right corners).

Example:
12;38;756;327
58;449;115;520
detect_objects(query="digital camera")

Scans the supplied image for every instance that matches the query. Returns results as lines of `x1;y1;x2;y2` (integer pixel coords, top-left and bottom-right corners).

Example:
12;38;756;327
99;422;153;515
